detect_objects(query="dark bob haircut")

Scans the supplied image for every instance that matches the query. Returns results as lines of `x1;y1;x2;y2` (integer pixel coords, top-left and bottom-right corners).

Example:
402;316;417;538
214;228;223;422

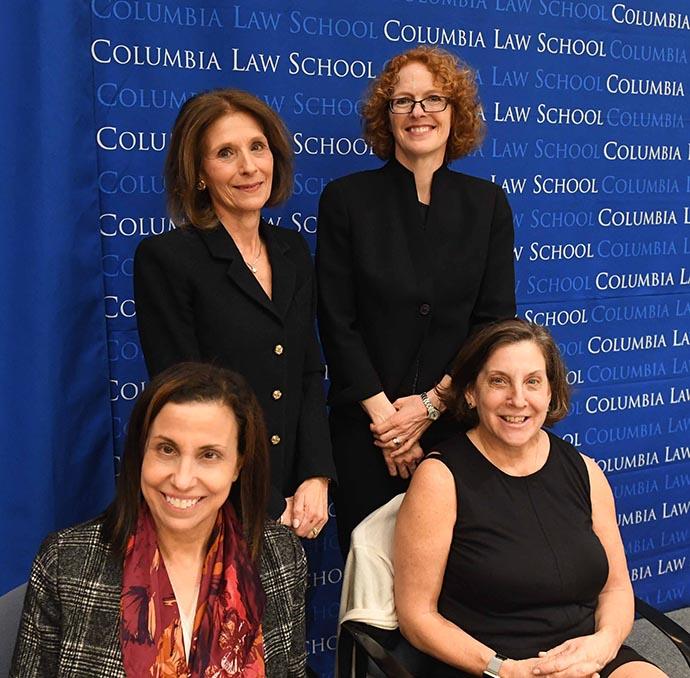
362;46;485;162
102;362;269;561
442;318;570;429
165;88;293;228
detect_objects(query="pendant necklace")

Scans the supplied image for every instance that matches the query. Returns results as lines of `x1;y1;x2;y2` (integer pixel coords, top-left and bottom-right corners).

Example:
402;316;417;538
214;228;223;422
244;239;263;275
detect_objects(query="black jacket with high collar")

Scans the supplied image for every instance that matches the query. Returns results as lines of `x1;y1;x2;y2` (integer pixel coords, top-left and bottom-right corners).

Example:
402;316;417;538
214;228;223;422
316;158;516;409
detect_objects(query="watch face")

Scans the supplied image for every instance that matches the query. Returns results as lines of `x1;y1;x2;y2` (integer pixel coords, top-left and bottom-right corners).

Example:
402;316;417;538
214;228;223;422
429;410;440;420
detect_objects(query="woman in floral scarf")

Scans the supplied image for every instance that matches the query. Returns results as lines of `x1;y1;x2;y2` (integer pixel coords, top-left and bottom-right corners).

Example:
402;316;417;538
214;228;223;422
12;363;307;677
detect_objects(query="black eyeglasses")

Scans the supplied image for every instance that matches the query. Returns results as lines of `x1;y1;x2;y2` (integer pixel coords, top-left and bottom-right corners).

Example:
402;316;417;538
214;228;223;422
388;95;450;114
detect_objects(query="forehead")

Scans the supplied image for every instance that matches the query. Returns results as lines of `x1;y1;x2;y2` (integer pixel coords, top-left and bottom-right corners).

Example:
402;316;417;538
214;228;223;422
203;110;265;146
393;61;440;92
484;340;547;372
149;400;237;438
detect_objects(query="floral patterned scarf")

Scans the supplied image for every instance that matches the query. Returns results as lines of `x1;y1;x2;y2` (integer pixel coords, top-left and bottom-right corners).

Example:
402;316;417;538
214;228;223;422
120;503;265;677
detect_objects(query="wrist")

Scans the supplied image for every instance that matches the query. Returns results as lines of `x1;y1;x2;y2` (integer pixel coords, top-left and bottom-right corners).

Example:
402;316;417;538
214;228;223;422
360;393;395;422
594;627;621;663
420;391;441;421
483;653;508;678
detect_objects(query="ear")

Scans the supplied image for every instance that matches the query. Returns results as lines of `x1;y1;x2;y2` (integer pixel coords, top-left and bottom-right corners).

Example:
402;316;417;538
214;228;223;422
232;456;243;483
464;385;476;409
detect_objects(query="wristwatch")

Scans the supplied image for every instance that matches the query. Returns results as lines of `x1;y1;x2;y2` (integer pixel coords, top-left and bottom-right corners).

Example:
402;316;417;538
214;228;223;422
483;653;507;678
420;391;441;421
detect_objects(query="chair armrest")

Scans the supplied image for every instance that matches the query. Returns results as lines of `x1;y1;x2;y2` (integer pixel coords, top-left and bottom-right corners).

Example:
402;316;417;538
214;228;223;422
340;621;415;678
634;596;690;669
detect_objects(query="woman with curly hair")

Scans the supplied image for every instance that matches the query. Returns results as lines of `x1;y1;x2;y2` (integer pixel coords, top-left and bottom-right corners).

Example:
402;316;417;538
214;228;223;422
316;47;516;555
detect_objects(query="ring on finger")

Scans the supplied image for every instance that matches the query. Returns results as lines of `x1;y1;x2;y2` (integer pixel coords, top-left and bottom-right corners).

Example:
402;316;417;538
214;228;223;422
310;527;320;538
392;436;402;447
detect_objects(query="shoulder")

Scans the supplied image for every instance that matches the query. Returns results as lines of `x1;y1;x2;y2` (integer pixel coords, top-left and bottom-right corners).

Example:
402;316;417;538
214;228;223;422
31;517;114;583
445;167;505;198
265;222;309;254
259;523;307;589
135;227;202;261
320;166;389;201
39;517;109;555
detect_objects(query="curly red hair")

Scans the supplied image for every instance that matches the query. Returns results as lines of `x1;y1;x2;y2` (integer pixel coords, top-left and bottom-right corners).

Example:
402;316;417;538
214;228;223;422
362;46;485;161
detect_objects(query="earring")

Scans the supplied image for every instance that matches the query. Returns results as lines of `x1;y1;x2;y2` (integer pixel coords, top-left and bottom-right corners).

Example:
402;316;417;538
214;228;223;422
466;399;475;409
196;179;206;191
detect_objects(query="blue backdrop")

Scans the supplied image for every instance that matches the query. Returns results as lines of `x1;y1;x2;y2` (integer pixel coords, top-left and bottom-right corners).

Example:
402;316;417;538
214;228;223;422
2;2;689;676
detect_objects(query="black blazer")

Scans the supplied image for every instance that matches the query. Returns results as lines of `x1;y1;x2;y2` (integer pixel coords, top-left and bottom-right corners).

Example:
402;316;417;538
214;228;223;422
316;159;516;408
134;221;335;507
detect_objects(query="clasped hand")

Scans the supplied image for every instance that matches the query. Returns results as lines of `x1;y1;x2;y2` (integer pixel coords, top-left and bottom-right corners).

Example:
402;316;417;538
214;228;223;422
370;395;430;478
504;632;615;678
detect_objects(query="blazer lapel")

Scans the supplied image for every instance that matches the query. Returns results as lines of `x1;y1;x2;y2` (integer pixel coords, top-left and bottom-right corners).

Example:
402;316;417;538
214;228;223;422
261;221;296;322
198;224;284;322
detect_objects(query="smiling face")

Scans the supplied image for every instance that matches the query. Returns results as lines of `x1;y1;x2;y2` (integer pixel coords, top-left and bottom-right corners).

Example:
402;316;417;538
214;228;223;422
388;61;452;169
200;110;274;224
141;401;241;546
467;341;552;453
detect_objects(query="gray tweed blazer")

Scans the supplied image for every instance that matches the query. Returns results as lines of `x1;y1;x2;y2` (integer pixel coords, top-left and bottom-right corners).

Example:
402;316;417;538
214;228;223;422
10;518;307;677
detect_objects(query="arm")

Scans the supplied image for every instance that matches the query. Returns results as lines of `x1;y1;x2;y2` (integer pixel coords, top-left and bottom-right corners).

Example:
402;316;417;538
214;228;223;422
394;460;537;677
533;457;634;676
467;185;516;334
316;182;419;478
133;235;201;376
315;180;383;405
290;237;336;537
10;535;61;678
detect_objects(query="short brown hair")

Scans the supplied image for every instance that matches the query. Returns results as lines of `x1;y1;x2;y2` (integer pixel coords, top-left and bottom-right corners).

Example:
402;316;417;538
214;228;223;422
443;319;570;428
102;362;270;561
165;89;293;228
362;46;485;161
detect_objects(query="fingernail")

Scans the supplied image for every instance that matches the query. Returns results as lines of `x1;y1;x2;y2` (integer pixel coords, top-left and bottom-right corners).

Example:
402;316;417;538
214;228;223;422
293;519;300;528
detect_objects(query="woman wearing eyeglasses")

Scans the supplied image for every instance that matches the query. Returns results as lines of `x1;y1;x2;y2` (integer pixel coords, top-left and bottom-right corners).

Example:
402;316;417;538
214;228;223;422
316;47;516;555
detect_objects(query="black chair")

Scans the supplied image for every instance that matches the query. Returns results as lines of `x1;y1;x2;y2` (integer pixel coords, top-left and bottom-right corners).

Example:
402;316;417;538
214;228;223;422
337;597;690;677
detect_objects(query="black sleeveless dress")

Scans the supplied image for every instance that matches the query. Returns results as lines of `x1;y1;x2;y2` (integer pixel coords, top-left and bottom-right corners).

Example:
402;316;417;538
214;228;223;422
423;432;644;677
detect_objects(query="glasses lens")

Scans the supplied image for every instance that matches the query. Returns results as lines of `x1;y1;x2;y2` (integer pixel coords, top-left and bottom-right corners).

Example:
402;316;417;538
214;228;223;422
391;98;412;113
423;96;447;112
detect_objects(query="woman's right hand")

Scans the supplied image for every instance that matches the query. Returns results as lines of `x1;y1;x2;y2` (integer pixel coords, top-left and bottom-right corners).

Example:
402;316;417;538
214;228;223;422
361;392;422;477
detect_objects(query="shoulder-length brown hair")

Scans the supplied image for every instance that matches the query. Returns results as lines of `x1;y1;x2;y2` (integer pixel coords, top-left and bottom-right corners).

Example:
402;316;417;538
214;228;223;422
442;318;570;428
102;362;269;561
363;46;485;161
165;89;293;229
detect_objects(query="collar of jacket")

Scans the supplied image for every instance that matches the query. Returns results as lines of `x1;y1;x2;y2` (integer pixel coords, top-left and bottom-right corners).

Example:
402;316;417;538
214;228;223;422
197;219;296;323
382;156;453;193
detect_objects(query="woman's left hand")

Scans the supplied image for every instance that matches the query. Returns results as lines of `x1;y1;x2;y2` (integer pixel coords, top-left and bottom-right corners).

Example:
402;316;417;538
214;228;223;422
370;395;432;456
289;477;330;539
532;630;617;676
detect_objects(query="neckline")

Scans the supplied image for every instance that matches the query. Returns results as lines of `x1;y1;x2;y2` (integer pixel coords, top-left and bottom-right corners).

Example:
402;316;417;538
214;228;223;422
464;429;553;479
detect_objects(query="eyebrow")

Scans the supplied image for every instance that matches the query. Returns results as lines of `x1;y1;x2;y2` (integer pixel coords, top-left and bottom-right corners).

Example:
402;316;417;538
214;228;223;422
391;89;444;97
150;435;228;450
486;369;545;377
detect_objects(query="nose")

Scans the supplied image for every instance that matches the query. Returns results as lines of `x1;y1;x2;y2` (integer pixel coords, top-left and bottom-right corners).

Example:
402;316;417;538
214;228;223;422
237;148;257;174
171;456;196;491
409;101;426;118
508;384;527;408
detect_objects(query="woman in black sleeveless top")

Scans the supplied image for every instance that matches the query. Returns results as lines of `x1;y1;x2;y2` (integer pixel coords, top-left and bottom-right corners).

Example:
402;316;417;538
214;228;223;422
394;319;664;678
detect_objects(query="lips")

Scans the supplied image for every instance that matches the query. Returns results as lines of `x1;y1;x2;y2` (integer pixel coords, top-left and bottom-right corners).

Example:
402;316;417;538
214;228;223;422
405;124;436;135
234;181;263;192
163;493;202;510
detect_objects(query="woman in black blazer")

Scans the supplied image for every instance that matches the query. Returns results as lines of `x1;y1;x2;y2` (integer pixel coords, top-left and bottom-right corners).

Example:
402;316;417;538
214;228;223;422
316;47;516;554
135;89;335;537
